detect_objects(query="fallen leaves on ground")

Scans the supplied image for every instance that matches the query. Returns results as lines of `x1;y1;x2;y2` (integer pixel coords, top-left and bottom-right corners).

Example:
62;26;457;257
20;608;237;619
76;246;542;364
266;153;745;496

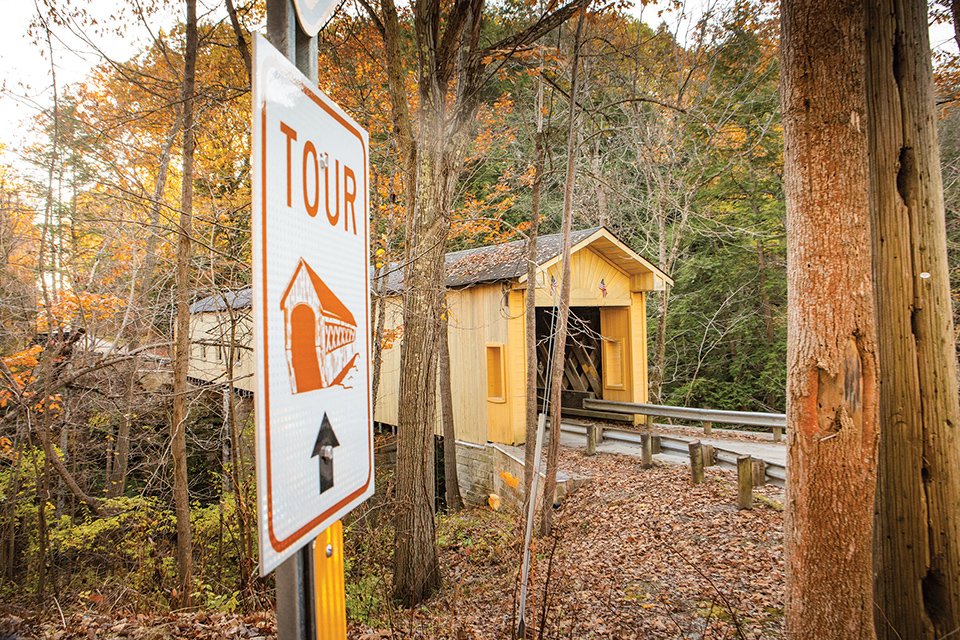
0;610;276;640
354;447;785;639
3;445;784;639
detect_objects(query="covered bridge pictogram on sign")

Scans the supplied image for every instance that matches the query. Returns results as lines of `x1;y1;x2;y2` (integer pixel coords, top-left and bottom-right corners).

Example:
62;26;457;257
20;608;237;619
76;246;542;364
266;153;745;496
280;258;359;394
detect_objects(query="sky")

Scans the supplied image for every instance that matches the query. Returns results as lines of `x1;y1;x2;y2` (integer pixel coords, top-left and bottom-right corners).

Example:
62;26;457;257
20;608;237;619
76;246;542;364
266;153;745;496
0;0;957;170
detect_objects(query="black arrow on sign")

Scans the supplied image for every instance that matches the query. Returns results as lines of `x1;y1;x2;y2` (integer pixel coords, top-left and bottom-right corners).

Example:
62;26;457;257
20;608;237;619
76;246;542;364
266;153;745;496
312;412;340;494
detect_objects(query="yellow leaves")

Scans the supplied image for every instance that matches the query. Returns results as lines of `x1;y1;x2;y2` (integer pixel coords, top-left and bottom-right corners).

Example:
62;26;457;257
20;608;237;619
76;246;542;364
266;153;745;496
500;471;519;489
487;493;501;510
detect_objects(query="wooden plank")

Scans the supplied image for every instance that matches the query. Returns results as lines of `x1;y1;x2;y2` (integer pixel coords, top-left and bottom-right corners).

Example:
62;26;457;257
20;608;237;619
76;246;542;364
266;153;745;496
561;389;594;409
641;433;653;468
689;440;705;484
505;290;528;444
570;340;603;395
563;355;588;392
737;456;753;509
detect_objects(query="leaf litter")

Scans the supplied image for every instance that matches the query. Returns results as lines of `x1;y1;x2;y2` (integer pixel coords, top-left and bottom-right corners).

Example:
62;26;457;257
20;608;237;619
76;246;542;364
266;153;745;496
1;445;785;639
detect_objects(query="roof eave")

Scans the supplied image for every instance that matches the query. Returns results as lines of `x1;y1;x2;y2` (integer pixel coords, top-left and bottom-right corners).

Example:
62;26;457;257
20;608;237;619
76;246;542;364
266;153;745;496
515;228;673;290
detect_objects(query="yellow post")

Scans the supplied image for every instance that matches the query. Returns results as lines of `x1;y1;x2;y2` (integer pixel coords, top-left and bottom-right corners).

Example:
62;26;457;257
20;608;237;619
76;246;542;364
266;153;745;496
313;521;347;640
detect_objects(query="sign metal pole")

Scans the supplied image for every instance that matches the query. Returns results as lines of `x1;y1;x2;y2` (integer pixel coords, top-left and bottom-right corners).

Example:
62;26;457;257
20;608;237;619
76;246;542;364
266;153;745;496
265;2;319;639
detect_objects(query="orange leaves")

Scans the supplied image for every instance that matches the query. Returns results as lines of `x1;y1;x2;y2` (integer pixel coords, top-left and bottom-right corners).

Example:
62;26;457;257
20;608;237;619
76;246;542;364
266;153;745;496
0;346;55;412
0;437;15;461
36;291;126;333
33;393;64;418
3;345;43;373
467;95;516;165
381;326;403;351
1;345;43;404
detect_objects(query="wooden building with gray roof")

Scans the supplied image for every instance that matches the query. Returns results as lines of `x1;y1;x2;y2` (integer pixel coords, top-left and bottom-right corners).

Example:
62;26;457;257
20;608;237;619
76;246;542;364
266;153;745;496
373;226;672;445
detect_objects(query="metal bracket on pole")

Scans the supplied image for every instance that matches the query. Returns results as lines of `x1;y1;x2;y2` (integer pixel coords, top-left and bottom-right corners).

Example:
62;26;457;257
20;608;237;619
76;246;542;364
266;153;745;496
276;544;316;640
266;0;318;84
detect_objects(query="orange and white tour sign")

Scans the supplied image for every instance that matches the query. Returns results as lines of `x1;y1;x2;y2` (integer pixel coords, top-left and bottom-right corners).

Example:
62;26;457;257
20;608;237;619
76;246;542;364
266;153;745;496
251;33;373;576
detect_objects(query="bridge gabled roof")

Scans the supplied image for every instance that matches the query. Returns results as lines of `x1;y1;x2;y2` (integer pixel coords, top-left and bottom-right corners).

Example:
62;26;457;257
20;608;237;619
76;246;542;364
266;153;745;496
373;226;672;293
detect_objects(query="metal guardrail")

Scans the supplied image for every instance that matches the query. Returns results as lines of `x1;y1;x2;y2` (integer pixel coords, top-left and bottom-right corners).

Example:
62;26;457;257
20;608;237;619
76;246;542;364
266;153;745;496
582;399;786;442
559;422;786;488
582;400;786;428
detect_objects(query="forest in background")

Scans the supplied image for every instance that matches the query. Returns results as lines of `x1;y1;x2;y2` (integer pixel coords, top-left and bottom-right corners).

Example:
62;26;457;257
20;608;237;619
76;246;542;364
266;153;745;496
0;0;957;620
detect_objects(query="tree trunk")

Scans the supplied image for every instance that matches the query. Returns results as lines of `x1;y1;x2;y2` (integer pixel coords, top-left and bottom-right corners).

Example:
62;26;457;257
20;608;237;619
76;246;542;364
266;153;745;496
540;4;585;537
391;74;459;603
523;79;545;509
867;0;960;637
392;186;446;606
371;181;395;412
781;0;880;637
171;0;197;610
225;0;252;81
439;319;463;512
369;0;584;606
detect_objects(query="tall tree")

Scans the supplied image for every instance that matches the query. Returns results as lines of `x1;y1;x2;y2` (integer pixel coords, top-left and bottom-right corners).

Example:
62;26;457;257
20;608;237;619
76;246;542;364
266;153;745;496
171;0;198;610
867;0;960;637
780;0;880;636
363;0;583;605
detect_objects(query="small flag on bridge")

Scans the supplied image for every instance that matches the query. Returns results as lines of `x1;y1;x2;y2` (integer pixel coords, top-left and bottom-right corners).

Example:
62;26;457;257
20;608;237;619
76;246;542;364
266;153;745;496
599;278;607;297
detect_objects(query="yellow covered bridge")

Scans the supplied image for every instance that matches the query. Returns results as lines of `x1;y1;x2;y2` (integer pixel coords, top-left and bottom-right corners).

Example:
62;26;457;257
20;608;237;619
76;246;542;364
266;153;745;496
373;226;672;446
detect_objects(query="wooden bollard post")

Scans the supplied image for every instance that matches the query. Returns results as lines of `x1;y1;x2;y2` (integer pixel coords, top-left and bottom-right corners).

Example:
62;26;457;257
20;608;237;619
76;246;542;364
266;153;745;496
585;425;597;456
688;440;705;484
641;433;653;469
702;420;712;436
651;435;662;454
701;444;716;467
737;455;753;509
772;425;782;443
752;458;767;487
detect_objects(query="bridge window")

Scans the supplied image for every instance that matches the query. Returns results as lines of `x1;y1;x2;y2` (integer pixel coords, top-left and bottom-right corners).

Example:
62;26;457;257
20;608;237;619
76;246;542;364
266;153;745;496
603;339;624;389
486;343;506;403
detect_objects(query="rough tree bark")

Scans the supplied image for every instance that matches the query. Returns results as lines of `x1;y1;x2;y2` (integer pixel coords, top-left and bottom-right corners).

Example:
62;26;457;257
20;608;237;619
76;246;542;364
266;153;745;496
171;0;197;610
781;0;880;637
866;0;960;637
